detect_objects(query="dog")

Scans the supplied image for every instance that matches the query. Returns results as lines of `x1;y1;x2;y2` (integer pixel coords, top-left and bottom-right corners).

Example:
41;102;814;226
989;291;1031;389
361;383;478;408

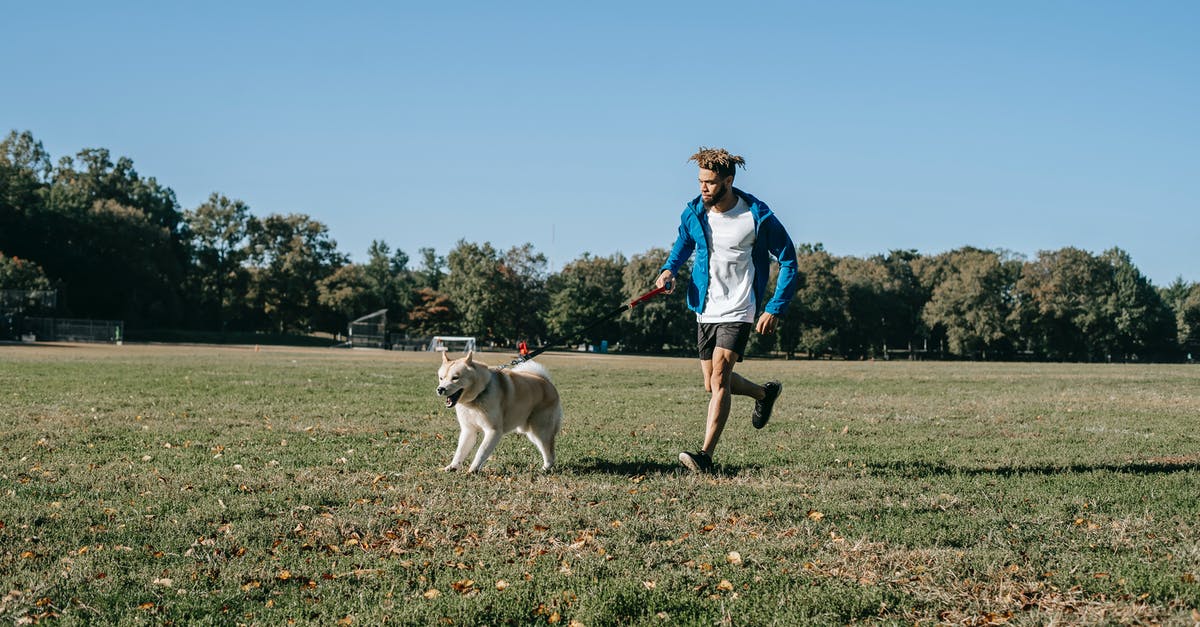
436;351;562;473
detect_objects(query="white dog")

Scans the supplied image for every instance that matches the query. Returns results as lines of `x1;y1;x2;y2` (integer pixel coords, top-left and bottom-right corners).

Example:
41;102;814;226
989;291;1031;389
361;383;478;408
436;351;562;473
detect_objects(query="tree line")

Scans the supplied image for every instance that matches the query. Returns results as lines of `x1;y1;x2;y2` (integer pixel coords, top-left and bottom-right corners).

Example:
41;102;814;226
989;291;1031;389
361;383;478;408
2;130;1198;361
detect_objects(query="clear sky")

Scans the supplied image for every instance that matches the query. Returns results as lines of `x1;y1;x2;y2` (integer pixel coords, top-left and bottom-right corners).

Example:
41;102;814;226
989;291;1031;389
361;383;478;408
5;1;1197;286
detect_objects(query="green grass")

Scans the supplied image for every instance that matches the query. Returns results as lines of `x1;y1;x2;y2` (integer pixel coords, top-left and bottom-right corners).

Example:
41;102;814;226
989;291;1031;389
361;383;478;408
2;344;1199;625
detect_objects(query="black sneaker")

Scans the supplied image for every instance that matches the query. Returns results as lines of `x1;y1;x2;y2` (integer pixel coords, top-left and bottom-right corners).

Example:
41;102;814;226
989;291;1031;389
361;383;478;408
678;450;713;473
752;381;782;429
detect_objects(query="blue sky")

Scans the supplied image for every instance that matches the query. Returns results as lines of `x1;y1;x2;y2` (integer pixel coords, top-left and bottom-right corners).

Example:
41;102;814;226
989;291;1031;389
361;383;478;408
5;1;1197;286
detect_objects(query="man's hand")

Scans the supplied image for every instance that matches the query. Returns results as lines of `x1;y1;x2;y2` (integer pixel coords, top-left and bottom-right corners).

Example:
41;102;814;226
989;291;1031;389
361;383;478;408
656;270;676;294
755;312;778;335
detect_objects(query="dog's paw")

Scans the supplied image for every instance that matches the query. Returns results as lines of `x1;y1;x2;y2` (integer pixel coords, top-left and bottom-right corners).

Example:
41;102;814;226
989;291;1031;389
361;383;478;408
442;464;460;472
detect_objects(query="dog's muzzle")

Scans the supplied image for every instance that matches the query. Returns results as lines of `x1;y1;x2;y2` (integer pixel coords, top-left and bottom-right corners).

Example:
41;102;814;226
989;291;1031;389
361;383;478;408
437;386;464;408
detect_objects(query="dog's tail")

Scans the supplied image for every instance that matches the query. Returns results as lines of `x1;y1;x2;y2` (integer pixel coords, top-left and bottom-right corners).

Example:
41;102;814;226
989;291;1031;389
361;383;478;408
511;359;553;383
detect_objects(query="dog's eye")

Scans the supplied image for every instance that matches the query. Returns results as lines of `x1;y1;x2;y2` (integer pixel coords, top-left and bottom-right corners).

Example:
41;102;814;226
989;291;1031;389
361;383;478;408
451;375;459;381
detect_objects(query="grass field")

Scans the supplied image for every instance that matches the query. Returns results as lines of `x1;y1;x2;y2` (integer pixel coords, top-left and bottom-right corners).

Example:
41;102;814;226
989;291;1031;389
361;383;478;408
2;343;1198;626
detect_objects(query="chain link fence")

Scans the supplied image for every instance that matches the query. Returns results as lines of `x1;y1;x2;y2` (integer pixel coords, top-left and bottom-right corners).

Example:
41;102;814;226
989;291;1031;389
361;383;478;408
19;317;124;344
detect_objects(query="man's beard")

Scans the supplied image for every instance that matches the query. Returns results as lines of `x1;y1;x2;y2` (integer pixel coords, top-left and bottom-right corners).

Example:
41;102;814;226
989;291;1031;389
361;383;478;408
703;183;729;208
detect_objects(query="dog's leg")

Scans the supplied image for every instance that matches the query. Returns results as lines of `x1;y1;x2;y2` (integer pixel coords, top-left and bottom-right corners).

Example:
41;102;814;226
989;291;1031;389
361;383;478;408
467;429;503;473
444;428;477;472
527;404;562;471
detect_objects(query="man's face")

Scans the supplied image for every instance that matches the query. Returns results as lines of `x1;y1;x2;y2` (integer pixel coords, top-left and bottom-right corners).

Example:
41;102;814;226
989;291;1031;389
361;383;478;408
698;168;732;208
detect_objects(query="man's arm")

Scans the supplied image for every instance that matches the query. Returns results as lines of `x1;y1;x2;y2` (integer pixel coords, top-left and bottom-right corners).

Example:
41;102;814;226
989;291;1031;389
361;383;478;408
761;214;799;317
658;215;695;293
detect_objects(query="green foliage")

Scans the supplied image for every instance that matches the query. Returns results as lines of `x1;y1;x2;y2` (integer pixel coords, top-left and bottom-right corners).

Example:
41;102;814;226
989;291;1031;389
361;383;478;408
2;346;1199;624
783;247;846;358
918;247;1018;358
546;252;627;348
0;252;51;290
443;241;508;342
407;287;458;337
3;129;1197;360
620;248;692;352
1176;284;1200;354
184;193;253;330
247;213;347;333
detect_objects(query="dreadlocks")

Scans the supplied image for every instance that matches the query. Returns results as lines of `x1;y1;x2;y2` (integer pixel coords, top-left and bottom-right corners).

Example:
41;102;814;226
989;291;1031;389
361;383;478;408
689;147;746;179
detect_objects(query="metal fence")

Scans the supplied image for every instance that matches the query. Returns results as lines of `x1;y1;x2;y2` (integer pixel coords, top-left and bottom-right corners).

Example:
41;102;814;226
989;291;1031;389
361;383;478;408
20;317;124;344
348;309;388;349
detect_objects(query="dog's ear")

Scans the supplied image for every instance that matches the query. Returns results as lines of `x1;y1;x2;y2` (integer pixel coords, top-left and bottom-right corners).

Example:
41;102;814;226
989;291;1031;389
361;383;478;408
441;350;450;364
465;350;474;365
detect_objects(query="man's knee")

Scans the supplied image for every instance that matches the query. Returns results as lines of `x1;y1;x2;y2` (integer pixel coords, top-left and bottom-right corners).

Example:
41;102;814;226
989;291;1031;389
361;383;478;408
708;363;733;392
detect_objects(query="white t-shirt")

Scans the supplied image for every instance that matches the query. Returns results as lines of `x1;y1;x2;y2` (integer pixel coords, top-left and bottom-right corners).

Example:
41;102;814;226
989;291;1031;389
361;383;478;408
698;197;756;323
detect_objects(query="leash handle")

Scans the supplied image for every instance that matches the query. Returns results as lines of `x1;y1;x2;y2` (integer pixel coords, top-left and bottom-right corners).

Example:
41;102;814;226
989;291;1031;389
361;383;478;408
626;283;671;310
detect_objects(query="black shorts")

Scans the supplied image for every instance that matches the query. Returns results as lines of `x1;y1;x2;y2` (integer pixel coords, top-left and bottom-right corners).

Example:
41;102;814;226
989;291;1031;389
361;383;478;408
697;322;752;362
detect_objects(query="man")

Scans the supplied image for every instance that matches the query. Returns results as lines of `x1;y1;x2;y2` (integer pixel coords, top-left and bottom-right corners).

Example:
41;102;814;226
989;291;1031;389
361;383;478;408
655;147;799;473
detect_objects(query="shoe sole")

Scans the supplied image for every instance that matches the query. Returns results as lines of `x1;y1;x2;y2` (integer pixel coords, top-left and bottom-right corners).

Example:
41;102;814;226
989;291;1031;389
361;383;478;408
679;452;709;473
753;381;782;429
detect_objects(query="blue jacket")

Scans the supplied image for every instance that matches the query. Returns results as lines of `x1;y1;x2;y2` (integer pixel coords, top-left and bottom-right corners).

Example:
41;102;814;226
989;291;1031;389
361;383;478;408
661;188;799;316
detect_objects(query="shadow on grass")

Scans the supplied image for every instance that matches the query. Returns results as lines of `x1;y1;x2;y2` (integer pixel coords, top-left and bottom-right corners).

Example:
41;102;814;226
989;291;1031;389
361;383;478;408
571;456;765;477
873;459;1200;478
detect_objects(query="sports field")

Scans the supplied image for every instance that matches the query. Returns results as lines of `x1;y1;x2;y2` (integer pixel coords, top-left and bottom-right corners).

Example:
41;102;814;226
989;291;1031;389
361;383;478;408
2;343;1198;625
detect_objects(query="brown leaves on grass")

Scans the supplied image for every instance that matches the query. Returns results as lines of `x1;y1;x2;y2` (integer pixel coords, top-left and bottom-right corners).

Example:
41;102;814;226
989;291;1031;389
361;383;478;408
799;537;1174;624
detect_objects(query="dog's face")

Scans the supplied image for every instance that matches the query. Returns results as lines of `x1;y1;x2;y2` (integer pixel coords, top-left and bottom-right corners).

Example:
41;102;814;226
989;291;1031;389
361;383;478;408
436;351;480;408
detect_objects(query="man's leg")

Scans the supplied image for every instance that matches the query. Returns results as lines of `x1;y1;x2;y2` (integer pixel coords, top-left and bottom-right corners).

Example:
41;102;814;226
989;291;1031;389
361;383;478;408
700;347;765;454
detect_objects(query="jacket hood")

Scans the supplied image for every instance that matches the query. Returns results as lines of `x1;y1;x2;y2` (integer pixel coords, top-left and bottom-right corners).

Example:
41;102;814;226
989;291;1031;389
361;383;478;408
687;187;773;221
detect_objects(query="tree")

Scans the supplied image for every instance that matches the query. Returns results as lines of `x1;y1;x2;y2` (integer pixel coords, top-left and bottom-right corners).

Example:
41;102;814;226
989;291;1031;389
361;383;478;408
407;287;458;337
546;252;627;349
316;263;376;323
877;249;929;353
0;253;51;290
2;137;188;326
184;193;252;330
1099;247;1176;360
833;256;892;358
1178;284;1200;358
415;247;446;291
364;240;414;328
443;241;507;342
0;131;52;253
1162;278;1200;356
783;245;846;359
498;244;549;345
1013;247;1115;361
919;247;1018;358
620;248;693;353
247;213;347;333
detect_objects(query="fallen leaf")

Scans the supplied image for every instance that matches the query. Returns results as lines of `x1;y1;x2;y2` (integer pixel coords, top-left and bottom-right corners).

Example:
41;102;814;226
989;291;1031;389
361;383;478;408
807;510;824;521
277;570;292;581
152;578;173;587
423;588;440;599
642;580;656;590
495;580;510;591
726;551;743;565
716;580;734;592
